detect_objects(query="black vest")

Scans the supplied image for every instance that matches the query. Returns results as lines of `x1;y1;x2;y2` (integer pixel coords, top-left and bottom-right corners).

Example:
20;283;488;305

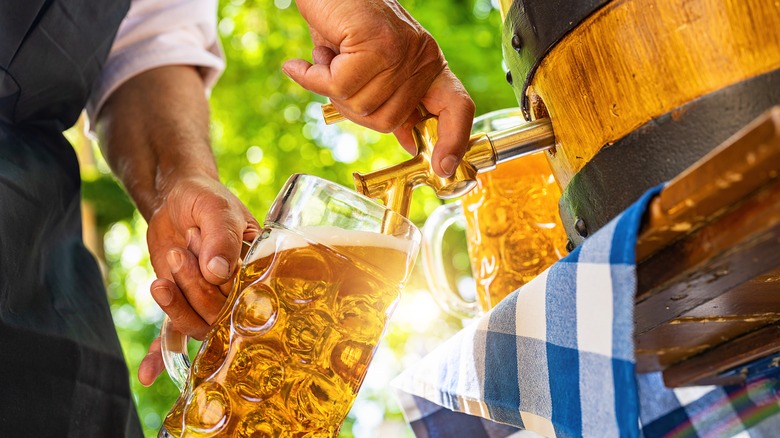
1;0;129;129
0;0;142;436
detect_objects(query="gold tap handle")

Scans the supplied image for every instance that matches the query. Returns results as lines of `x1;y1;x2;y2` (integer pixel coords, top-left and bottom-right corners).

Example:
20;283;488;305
321;101;556;220
321;103;346;125
321;102;430;125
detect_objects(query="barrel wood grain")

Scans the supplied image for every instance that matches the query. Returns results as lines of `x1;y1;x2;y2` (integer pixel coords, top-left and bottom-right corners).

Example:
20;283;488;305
531;0;780;188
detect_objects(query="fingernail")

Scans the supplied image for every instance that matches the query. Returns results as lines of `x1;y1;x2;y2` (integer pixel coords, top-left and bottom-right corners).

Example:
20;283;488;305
151;286;173;306
167;249;183;274
440;154;459;177
208;256;231;280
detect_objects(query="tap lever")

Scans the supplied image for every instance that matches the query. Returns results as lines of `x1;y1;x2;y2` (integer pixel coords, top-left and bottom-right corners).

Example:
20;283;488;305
321;103;556;218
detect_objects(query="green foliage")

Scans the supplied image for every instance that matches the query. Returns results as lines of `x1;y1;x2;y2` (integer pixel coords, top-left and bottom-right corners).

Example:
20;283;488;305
81;175;136;227
91;1;518;436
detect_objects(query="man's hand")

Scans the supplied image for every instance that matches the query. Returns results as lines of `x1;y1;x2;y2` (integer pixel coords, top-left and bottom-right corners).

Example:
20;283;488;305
136;174;259;386
96;66;260;386
147;173;259;336
284;0;475;177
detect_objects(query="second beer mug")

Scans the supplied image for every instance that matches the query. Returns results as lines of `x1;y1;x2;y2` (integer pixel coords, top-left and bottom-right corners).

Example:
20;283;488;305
422;109;568;317
159;174;420;437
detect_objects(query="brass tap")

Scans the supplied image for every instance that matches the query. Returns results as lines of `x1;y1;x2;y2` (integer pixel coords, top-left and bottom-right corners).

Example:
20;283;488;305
321;103;555;218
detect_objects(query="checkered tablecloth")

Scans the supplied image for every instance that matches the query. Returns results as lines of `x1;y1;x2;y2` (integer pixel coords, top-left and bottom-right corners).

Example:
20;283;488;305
393;186;780;437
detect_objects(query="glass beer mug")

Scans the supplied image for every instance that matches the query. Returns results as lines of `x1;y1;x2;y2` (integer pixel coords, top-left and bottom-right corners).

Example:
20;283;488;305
159;174;420;437
422;109;568;317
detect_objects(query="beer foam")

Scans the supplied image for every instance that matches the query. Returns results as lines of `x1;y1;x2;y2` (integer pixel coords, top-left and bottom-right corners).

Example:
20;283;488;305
245;226;416;264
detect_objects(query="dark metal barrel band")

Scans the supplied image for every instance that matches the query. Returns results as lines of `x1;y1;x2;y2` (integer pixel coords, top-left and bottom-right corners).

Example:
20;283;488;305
559;67;780;247
502;0;611;119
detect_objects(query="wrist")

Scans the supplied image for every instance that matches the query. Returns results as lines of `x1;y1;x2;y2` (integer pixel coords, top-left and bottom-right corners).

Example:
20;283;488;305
145;164;221;217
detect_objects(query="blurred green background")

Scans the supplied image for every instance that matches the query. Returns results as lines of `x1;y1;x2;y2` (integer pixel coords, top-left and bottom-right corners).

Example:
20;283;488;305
74;0;517;436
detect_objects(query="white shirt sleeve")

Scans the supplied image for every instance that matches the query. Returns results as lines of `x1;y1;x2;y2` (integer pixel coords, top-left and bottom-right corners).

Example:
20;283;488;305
86;0;225;128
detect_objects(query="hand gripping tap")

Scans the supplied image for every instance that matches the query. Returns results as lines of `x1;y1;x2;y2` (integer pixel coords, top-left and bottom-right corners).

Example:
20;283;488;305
322;103;557;218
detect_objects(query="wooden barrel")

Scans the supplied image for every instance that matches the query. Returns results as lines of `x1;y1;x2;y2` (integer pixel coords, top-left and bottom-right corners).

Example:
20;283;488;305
500;0;780;245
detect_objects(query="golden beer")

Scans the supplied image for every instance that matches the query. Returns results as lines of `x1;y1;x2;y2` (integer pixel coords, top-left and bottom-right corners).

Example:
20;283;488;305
460;152;567;312
159;174;419;438
161;226;414;437
422;109;567;316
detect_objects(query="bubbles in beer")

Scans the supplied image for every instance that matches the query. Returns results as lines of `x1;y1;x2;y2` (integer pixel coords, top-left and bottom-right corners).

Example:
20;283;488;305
193;322;230;380
483;274;525;310
331;340;373;383
338;275;398;312
504;229;543;271
235;403;292;438
229;343;285;402
232;283;278;336
183;381;231;436
336;295;386;343
461;152;567;313
284;309;337;357
273;247;332;303
289;369;350;426
338;275;379;298
480;198;513;237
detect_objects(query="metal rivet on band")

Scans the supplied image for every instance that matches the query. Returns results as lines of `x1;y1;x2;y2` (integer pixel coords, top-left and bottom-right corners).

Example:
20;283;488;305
574;217;589;238
506;70;513;85
511;33;522;51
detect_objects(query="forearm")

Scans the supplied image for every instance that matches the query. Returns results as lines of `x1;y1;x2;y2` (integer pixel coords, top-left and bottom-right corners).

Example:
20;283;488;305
95;65;219;221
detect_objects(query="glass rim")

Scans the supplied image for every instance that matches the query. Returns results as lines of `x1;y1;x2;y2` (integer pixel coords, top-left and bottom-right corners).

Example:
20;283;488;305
267;173;419;237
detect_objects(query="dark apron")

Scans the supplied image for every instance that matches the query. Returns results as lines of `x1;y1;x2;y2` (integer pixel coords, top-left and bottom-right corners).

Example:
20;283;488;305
0;0;142;436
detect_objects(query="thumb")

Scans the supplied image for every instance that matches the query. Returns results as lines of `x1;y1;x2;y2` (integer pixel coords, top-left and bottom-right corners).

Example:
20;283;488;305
430;105;473;177
193;206;247;285
423;70;476;177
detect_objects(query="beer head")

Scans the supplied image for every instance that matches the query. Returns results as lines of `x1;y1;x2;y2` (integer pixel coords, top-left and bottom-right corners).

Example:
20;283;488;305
244;226;418;286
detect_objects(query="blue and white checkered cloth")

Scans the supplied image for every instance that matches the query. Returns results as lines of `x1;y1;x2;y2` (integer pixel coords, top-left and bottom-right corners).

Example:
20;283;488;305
393;186;780;437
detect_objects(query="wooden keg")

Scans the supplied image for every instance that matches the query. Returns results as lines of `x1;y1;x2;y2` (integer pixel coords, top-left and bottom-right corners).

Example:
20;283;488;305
499;0;780;245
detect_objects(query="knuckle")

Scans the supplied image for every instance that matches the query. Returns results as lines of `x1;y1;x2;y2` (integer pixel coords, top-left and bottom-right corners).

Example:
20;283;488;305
328;82;352;101
461;97;476;115
373;118;397;133
376;27;405;54
222;226;243;250
387;112;409;131
420;35;443;61
414;33;444;66
205;193;232;213
353;102;376;118
191;326;209;341
169;312;189;331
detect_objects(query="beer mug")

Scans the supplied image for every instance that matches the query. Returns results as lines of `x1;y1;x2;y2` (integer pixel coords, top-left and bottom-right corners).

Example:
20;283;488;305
422;109;568;317
159;174;420;437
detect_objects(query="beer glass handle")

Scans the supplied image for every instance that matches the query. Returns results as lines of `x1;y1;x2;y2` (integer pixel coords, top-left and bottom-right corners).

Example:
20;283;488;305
421;201;480;319
161;315;190;392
